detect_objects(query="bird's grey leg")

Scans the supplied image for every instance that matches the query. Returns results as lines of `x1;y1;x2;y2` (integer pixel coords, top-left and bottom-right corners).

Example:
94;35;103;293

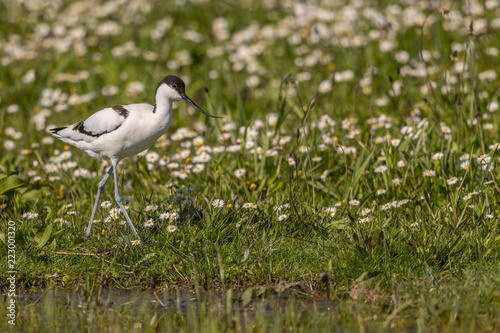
111;162;142;243
85;166;114;239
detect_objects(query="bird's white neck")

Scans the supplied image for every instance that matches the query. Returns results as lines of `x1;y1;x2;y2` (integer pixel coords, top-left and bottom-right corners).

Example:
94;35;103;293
150;86;174;136
154;91;172;116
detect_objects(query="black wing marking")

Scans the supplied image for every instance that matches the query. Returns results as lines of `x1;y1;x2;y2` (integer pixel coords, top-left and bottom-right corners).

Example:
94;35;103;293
112;105;129;118
72;121;107;137
49;126;67;134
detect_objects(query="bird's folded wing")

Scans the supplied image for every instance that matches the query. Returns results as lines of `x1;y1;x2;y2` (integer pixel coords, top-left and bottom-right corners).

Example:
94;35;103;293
51;106;129;143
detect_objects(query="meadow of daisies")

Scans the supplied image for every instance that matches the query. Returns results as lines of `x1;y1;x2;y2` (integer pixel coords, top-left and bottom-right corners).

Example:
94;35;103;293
1;0;500;330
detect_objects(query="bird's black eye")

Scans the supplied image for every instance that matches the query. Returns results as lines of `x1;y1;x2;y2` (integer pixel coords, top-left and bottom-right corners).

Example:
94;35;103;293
172;84;177;88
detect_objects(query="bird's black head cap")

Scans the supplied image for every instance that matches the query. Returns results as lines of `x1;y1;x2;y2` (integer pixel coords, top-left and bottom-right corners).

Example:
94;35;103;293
160;75;185;95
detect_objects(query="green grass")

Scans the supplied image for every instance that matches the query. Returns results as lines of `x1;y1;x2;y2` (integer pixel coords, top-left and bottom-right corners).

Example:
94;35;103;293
1;0;500;330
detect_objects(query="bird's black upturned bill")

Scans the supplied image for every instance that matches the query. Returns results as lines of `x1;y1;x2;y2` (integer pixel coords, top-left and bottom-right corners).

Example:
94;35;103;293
182;94;224;118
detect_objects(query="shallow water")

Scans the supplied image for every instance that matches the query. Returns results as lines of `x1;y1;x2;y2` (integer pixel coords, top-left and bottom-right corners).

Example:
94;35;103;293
16;287;333;316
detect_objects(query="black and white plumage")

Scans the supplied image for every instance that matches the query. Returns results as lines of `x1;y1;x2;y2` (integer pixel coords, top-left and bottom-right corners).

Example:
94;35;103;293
50;75;222;243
